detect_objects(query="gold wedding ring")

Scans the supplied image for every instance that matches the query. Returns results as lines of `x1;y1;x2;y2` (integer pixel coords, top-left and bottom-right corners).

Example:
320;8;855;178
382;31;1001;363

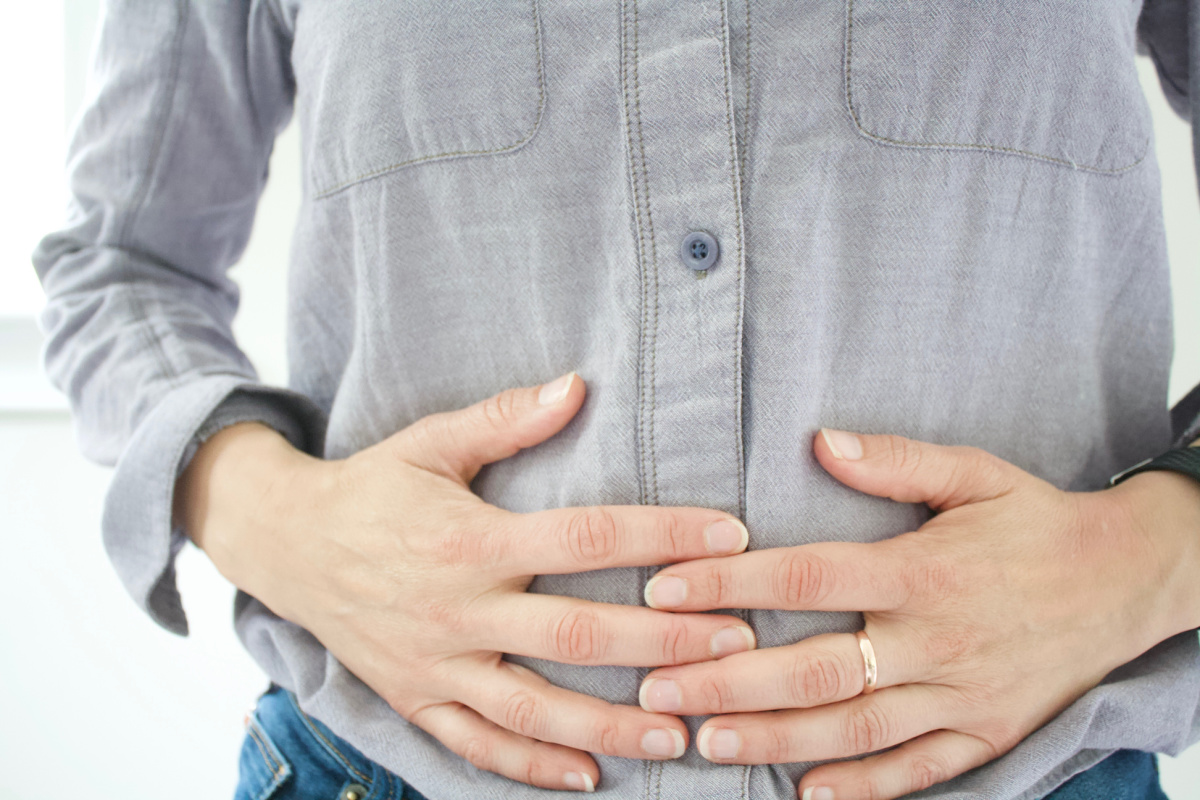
856;630;878;695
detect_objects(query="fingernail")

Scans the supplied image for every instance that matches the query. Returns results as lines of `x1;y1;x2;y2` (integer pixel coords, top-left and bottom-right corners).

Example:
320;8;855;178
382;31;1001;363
644;575;687;608
704;518;749;554
697;727;741;760
802;788;834;800
538;372;576;405
821;429;862;460
710;626;756;658
642;728;686;758
564;772;595;792
639;678;681;712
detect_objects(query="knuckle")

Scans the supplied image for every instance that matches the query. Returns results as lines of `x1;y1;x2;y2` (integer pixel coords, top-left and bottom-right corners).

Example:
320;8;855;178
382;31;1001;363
480;390;522;432
785;653;844;706
885;435;924;480
764;724;794;763
697;672;737;714
773;552;832;608
431;514;507;569
593;720;621;755
844;704;894;754
418;597;469;634
855;781;884;800
703;562;735;608
905;556;963;603
659;617;693;664
921;624;976;668
433;527;483;566
550;607;607;663
501;690;545;737
658;512;690;559
565;508;622;565
460;736;495;770
520;758;539;788
907;752;951;792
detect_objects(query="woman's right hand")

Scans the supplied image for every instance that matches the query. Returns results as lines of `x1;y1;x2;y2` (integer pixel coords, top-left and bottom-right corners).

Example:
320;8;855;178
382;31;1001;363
175;372;756;792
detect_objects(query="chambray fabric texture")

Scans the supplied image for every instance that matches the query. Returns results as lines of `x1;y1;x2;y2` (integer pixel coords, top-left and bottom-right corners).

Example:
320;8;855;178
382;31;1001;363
29;1;1200;798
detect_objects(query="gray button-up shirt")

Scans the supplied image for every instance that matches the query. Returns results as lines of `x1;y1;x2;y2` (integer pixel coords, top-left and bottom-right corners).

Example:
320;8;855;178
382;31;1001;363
32;1;1200;798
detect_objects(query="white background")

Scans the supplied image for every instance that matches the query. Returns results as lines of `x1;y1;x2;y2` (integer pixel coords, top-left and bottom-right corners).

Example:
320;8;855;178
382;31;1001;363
2;3;1200;798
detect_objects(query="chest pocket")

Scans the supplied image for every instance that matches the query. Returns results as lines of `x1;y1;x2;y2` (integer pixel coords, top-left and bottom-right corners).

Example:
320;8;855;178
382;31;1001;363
843;0;1150;174
294;0;545;199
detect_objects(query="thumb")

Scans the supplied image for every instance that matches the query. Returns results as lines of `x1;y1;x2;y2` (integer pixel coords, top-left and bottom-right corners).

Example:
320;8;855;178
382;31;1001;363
814;429;1016;511
399;371;583;484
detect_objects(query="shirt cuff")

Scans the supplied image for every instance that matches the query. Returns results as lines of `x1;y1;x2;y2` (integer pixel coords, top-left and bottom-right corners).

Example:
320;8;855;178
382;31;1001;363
101;376;327;636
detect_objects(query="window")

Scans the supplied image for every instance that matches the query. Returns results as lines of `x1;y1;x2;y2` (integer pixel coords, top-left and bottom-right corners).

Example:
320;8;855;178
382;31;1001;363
0;2;66;318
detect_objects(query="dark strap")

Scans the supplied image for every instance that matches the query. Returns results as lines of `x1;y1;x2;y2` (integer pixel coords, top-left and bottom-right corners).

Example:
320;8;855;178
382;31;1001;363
1170;381;1200;444
1110;446;1200;486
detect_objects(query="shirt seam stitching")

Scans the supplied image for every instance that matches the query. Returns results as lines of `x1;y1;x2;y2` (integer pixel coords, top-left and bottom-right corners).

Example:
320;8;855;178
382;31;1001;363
621;3;655;796
718;4;751;795
630;0;660;509
740;0;751;191
842;0;1149;174
719;0;747;530
620;0;644;510
313;0;547;199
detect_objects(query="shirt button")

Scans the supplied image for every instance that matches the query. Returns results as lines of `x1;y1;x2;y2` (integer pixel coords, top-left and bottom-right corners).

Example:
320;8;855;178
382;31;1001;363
680;230;719;271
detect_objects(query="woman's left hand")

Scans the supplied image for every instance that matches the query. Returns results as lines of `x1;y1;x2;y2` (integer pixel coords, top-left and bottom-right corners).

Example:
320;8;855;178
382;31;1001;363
637;430;1200;800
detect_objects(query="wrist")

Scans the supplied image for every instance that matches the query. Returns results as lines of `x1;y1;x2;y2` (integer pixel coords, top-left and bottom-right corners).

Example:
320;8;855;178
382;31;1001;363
1105;470;1200;645
174;420;319;585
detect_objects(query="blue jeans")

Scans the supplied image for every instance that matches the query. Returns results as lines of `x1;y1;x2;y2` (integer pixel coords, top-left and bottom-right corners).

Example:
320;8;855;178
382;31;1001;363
1042;748;1168;800
235;684;429;800
235;684;1168;799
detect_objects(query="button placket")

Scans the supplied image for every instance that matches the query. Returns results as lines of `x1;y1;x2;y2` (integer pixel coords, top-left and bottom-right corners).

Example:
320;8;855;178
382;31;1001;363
621;0;748;798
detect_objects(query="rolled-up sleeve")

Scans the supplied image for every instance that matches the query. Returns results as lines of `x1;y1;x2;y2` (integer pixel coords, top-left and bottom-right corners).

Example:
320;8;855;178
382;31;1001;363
31;0;326;636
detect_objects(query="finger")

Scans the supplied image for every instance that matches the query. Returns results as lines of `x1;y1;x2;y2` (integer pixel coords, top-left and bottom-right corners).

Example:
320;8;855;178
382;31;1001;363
815;429;1018;512
499;504;748;575
460;661;689;762
477;594;756;667
638;630;917;715
399;371;585;484
644;541;908;612
411;701;599;792
694;684;945;765
797;729;997;800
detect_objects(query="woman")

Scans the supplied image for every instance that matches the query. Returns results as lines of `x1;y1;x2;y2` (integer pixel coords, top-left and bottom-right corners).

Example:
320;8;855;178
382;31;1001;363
34;1;1200;798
